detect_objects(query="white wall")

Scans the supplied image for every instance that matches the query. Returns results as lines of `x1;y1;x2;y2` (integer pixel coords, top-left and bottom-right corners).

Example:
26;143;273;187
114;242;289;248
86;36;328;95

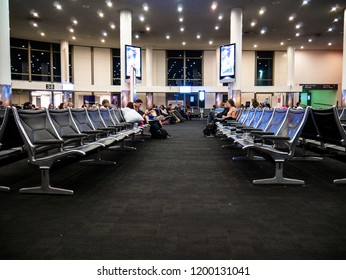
73;46;92;85
203;51;217;86
93;48;111;85
274;51;287;86
153;50;166;86
241;51;256;87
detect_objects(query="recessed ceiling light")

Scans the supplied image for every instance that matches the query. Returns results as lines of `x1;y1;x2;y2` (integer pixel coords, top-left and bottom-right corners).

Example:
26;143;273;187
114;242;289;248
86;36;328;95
69;28;74;33
215;25;219;30
135;34;139;39
328;27;333;32
102;31;108;36
182;41;186;46
98;10;104;18
71;18;78;25
328;42;332;46
196;34;201;39
331;6;337;12
54;2;62;10
289;14;296;21
180;26;185;32
106;0;113;8
302;0;309;5
308;38;312;42
296;32;300;36
251;20;257;27
139;14;145;22
109;22;116;29
82;4;90;8
177;4;183;13
254;44;258;48
101;38;105;43
260;27;267;34
334;18;339;22
40;32;45;36
145;25;151;31
30;10;39;18
179;17;184;22
32;22;38;27
72;36;76;40
211;2;218;10
218;14;223;20
143;3;149;11
295;24;301;29
280;42;284;45
300;46;304;49
209;40;213;45
259;7;266;15
166;34;170;40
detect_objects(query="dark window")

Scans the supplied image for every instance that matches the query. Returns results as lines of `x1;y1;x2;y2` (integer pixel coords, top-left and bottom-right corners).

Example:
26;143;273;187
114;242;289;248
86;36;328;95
256;51;273;86
167;50;202;86
11;47;29;79
112;48;121;85
31;50;51;81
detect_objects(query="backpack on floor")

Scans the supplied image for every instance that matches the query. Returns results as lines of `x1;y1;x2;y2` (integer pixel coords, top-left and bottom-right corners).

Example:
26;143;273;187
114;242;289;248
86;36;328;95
150;121;169;139
203;122;217;136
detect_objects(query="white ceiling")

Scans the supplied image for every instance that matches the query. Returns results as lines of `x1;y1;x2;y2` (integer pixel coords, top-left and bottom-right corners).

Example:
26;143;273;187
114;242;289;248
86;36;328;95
9;0;345;51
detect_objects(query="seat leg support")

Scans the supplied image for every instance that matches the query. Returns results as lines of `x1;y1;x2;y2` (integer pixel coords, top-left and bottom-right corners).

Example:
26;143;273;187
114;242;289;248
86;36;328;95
0;186;10;192
80;149;116;165
108;140;136;151
253;162;305;185
334;178;346;184
20;167;73;195
233;150;265;161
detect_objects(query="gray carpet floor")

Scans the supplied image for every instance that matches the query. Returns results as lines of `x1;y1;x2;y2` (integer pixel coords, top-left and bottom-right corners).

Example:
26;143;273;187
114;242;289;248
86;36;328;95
0;120;346;259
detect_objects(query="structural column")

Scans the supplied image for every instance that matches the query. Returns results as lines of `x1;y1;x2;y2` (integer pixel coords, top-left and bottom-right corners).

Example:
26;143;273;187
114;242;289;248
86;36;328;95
287;46;296;107
0;0;12;106
342;9;346;107
230;8;243;105
146;47;153;87
120;10;132;105
60;40;70;84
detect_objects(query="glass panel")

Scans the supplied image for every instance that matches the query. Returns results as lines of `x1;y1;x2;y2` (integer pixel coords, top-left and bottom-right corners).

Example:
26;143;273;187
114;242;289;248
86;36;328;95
186;59;202;79
11;38;28;49
167;50;184;58
31;75;50;81
53;76;61;83
167;59;184;79
30;40;50;51
52;43;60;52
186;50;202;58
112;48;120;56
113;79;121;86
113;56;121;85
31;50;51;77
52;52;61;77
11;47;29;74
256;51;273;86
11;74;29;80
185;79;202;86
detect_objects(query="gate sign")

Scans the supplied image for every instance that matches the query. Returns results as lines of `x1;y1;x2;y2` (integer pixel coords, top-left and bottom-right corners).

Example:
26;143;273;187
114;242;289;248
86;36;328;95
301;84;338;90
46;84;55;90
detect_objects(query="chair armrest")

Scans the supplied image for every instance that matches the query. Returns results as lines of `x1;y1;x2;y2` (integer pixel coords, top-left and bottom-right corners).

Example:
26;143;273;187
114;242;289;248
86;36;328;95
33;139;64;145
82;130;103;134
242;127;262;132
251;131;275;136
62;133;87;139
261;135;291;141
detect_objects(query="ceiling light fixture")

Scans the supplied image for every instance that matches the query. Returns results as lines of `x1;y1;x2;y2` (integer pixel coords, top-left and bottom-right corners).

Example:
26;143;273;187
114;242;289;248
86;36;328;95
182;41;186;46
334;18;339;22
211;2;218;10
53;2;62;10
300;46;304;49
251;20;257;27
215;25;219;30
280;42;284;45
331;6;337;12
289;14;296;21
145;25;151;31
135;34;140;39
254;44;258;48
40;32;45;36
196;34;201;39
32;22;38;27
259;7;266;15
109;22;116;29
166;34;170;40
296;32;300;36
71;18;78;25
30;10;39;18
98;10;104;18
180;26;185;32
102;31;108;36
308;38;312;42
260;27;267;34
179;17;184;22
143;3;149;11
101;38;105;43
106;0;113;8
177;4;183;13
328;42;332;46
72;36;76;40
328;27;333;32
302;0;309;5
209;40;213;45
69;28;74;33
218;14;223;20
139;14;145;22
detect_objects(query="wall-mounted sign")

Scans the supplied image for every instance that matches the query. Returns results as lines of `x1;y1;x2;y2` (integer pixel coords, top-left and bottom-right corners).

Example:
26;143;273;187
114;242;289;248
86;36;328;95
301;84;338;90
46;84;55;90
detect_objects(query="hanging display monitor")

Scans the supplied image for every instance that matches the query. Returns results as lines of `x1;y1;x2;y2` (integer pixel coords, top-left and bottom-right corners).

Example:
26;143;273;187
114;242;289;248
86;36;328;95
125;44;142;81
219;43;236;83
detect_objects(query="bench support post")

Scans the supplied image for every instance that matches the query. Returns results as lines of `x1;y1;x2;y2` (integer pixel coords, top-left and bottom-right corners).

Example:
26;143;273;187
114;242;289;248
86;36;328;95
253;162;305;185
0;186;10;192
20;167;74;195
